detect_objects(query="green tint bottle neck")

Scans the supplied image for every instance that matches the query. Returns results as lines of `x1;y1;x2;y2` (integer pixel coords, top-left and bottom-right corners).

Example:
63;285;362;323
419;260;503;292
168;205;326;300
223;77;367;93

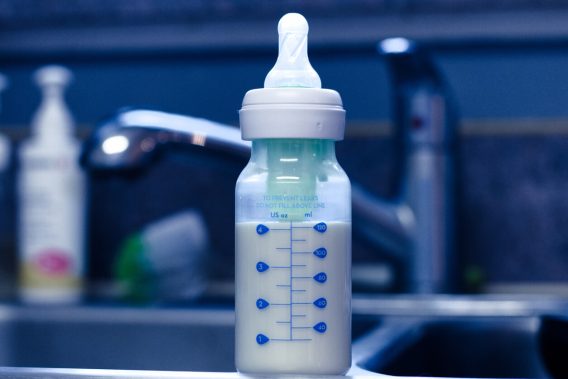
251;139;337;169
251;139;336;222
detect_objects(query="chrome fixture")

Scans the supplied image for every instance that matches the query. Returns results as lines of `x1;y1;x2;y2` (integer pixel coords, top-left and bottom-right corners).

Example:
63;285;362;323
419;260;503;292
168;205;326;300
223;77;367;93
83;108;250;170
82;38;456;293
353;38;456;293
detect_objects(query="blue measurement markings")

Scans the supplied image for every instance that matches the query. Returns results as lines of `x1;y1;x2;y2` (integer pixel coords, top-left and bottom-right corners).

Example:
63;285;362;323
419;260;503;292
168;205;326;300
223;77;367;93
256;298;270;309
256;224;270;235
313;272;328;283
256;261;269;272
313;297;327;308
313;322;328;333
313;247;327;258
256;334;269;345
254;222;329;345
313;222;327;233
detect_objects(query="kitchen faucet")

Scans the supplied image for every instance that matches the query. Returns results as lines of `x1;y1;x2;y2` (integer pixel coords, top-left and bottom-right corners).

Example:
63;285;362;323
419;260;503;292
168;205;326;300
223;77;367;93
353;38;456;293
82;38;456;294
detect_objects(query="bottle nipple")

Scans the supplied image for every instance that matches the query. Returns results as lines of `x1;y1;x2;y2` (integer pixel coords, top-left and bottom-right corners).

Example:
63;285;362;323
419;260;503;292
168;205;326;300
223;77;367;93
264;13;321;89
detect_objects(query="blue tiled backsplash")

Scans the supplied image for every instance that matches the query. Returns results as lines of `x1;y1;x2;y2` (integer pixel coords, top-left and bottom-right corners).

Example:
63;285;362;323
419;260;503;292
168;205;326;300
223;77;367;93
0;120;565;295
2;46;568;295
80;122;568;294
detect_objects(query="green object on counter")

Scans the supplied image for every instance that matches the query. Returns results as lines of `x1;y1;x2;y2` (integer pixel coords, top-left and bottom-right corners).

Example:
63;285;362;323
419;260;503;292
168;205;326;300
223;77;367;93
114;233;155;303
464;265;486;293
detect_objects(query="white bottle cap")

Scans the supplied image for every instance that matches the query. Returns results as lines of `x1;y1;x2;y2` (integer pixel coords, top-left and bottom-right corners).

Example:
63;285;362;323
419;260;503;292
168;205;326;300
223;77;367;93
0;73;8;94
0;72;8;115
239;13;345;141
35;65;72;88
32;65;74;139
0;73;10;171
0;134;10;172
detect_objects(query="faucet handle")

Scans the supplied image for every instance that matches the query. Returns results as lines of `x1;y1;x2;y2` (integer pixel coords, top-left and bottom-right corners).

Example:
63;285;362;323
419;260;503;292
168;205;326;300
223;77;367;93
379;38;456;149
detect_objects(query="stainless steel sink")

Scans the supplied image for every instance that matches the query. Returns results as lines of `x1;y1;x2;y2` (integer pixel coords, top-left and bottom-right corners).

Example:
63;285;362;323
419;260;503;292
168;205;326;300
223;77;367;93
0;306;236;372
361;317;548;378
1;295;568;378
352;295;568;379
0;304;380;374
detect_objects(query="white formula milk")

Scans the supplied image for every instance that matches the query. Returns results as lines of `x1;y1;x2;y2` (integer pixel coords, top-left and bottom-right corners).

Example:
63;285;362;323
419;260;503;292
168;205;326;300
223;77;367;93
235;220;351;375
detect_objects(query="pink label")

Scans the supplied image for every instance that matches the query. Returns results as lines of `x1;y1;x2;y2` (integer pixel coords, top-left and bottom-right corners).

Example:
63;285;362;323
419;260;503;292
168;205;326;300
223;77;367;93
34;250;72;275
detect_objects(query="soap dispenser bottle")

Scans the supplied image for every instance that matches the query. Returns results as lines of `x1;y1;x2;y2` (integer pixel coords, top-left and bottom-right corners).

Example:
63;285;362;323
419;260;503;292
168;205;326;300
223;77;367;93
0;73;12;188
0;73;12;297
235;14;351;375
18;65;86;304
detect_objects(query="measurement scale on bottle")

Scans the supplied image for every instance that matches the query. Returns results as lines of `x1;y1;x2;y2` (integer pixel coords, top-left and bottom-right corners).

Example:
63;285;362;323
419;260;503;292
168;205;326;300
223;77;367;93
253;221;329;345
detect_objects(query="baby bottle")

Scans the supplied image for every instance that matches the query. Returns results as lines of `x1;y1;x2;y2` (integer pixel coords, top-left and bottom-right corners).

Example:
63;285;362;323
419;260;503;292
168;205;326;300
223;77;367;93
235;13;351;375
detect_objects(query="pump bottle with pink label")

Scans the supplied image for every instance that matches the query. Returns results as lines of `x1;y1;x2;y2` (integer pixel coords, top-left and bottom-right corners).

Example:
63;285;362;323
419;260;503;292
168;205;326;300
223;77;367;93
18;65;86;304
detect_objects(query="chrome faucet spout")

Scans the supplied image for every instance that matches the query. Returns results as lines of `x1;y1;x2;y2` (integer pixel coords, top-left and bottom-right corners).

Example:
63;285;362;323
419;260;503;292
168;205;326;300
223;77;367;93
352;184;414;256
81;108;250;171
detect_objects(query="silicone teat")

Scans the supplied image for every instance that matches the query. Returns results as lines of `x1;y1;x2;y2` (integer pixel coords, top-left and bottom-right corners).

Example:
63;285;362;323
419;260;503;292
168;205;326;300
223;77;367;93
264;13;321;88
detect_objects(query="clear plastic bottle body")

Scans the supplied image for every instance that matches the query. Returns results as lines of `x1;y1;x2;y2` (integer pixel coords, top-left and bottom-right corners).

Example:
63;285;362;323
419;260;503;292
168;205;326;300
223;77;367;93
235;139;351;375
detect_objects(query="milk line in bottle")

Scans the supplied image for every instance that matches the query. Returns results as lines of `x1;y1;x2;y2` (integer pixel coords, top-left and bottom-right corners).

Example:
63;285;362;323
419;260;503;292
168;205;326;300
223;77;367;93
235;13;351;375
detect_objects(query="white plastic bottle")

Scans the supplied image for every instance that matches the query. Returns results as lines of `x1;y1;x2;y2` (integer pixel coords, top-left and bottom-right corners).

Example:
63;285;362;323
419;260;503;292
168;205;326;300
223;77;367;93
18;65;86;304
235;14;351;375
0;73;12;296
0;73;11;178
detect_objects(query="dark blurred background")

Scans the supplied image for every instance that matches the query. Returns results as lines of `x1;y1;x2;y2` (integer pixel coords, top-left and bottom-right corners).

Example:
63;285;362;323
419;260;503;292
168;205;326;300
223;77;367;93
1;0;568;298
